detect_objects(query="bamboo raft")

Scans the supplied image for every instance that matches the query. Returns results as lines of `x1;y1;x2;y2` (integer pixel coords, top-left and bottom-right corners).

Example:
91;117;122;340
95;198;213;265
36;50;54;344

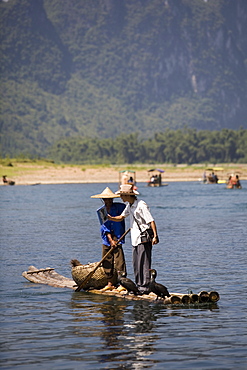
22;265;220;306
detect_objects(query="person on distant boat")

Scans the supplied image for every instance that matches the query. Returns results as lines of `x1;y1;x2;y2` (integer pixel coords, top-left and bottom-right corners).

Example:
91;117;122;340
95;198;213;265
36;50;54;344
91;187;126;291
208;172;218;184
126;174;138;191
227;175;233;189
2;175;8;184
227;174;240;188
108;184;159;295
231;174;237;187
150;174;158;184
128;176;134;185
207;173;213;183
235;175;242;189
211;172;218;183
158;174;162;186
121;171;129;185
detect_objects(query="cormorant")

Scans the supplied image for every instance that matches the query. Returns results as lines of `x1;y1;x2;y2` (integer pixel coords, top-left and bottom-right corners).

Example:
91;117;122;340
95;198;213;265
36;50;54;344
118;271;140;295
149;269;170;299
71;259;82;267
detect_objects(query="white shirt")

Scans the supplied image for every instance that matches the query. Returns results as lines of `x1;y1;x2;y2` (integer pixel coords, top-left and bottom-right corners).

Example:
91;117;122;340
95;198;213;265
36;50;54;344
121;199;154;246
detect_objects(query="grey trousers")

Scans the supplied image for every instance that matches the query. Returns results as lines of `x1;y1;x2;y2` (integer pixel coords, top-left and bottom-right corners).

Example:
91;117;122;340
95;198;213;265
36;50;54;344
133;242;152;293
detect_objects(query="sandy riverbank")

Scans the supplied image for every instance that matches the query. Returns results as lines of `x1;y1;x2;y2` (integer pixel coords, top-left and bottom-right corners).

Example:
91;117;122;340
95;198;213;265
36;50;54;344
1;163;247;185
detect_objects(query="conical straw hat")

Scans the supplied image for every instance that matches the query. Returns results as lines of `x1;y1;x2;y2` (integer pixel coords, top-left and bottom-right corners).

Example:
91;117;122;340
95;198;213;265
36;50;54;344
91;187;120;198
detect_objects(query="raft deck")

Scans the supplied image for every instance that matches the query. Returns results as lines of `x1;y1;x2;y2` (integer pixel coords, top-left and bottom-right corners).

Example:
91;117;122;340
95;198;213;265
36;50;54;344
22;266;220;306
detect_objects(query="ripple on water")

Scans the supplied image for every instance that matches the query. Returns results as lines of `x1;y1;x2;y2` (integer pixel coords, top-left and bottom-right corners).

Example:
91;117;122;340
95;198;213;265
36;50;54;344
0;182;246;369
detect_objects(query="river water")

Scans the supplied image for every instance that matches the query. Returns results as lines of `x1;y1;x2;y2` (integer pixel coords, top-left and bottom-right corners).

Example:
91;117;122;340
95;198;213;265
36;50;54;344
0;181;246;369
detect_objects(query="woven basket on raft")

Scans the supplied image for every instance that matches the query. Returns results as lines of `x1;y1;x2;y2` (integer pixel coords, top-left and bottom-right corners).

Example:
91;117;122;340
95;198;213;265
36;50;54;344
71;262;118;290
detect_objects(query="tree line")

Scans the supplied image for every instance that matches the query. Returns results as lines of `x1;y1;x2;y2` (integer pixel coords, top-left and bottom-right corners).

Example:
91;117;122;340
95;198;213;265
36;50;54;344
48;128;247;165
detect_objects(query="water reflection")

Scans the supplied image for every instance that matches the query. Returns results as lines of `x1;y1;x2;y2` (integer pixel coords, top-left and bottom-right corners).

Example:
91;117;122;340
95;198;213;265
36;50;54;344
69;293;168;367
130;300;158;332
100;301;127;348
1;182;246;369
68;292;218;369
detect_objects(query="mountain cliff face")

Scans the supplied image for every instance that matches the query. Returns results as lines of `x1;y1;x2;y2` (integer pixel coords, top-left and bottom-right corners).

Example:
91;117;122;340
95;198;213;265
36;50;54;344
0;0;246;157
0;0;70;93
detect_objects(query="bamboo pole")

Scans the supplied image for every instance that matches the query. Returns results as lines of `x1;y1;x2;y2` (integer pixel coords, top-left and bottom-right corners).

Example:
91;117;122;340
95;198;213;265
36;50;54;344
198;291;210;303
171;293;191;304
209;291;220;302
169;295;182;304
189;293;199;303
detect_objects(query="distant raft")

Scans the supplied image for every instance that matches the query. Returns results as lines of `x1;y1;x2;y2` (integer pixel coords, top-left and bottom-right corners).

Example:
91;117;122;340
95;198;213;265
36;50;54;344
22;265;220;306
2;175;15;185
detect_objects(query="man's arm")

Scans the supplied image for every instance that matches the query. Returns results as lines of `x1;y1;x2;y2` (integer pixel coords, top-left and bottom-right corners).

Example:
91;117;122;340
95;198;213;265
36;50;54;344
150;220;159;245
106;232;118;247
108;214;125;222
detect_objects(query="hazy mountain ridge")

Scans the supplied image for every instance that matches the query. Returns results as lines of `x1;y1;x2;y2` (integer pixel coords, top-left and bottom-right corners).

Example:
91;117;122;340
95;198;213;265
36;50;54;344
0;0;246;157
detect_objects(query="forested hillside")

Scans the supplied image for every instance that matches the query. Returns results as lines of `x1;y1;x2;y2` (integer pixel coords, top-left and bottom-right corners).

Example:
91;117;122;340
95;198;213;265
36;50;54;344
0;0;247;158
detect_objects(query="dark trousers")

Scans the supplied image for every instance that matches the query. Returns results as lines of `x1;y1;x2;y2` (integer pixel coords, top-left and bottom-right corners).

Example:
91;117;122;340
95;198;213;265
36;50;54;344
133;242;152;293
102;244;126;279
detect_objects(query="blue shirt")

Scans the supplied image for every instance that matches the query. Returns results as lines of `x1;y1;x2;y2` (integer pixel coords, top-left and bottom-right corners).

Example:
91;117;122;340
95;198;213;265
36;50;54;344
101;202;126;246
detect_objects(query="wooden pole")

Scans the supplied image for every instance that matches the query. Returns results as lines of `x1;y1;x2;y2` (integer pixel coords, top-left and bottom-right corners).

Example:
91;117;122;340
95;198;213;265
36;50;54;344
75;228;130;292
27;268;55;274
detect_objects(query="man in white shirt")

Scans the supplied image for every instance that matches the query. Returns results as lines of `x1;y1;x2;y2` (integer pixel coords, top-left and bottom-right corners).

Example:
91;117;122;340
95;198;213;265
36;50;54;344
108;185;159;294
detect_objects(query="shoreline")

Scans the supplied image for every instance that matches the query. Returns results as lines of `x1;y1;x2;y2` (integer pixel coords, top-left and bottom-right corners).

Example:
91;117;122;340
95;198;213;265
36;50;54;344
1;163;247;186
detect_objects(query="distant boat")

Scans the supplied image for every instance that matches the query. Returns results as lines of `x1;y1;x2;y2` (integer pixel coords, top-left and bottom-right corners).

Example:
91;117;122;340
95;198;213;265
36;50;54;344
147;169;168;187
2;175;15;186
226;172;242;189
119;170;138;191
199;167;226;184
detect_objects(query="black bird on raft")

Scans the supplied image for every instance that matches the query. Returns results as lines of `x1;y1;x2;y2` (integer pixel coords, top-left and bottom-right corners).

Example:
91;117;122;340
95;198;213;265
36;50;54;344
118;271;140;296
149;269;170;299
71;259;82;267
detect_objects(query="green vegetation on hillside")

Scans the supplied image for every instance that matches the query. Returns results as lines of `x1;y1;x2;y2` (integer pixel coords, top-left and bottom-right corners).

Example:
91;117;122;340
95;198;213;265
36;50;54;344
0;0;246;158
48;128;247;164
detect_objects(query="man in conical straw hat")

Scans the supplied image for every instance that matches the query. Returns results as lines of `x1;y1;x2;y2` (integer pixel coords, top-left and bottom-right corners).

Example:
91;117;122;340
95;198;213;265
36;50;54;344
91;187;126;291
